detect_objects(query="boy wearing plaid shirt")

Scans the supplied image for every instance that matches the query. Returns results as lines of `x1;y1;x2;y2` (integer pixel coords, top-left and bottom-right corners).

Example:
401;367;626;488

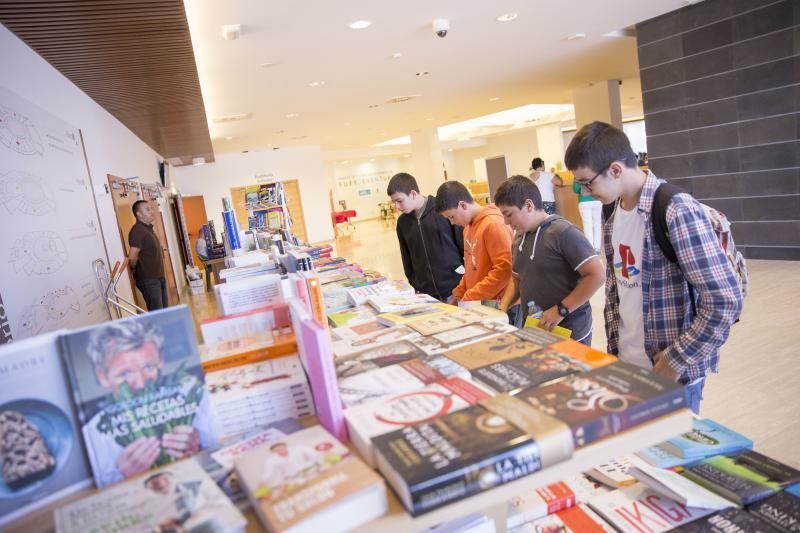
564;121;743;413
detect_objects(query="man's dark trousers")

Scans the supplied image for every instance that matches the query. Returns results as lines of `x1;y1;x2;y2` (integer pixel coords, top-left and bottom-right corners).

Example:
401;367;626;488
136;277;168;311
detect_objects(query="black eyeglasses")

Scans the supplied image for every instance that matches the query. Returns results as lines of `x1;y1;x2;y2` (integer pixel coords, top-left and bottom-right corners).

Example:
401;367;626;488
576;164;609;192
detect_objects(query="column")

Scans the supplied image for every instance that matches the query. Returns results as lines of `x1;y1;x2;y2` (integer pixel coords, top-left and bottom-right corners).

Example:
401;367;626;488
573;79;622;129
410;128;445;194
534;123;565;171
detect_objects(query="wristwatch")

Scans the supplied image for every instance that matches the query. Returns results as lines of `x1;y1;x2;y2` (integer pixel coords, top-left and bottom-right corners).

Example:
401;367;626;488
557;302;570;318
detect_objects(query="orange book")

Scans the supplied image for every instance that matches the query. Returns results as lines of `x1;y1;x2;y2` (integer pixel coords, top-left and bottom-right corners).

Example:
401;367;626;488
301;271;328;328
200;329;297;373
549;339;618;368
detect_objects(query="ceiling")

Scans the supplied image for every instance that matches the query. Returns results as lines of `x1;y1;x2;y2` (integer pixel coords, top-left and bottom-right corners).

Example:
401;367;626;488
0;0;213;166
184;0;687;155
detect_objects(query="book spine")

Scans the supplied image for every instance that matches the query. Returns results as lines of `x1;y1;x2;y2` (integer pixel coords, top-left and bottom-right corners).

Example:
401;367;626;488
302;318;348;442
408;441;542;516
201;340;298;373
303;273;328;328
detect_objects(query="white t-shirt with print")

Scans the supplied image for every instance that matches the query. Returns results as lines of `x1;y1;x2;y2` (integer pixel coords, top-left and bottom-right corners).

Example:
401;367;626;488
612;204;651;370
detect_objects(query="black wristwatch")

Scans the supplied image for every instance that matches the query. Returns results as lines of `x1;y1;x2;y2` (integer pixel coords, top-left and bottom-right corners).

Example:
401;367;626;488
557;302;570;318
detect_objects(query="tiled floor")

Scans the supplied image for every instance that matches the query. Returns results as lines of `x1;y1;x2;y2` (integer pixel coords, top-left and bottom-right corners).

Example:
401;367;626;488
188;217;800;468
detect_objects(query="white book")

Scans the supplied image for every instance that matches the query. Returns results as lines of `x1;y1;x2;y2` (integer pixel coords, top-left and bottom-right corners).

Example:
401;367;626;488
200;303;290;343
410;321;517;355
506;474;612;529
227;251;272;268
214;273;285;316
55;458;246;533
588;483;717;533
332;325;419;359
346;280;414;306
587;455;638;488
511;504;614;533
628;457;734;510
367;293;440;313
345;377;492;467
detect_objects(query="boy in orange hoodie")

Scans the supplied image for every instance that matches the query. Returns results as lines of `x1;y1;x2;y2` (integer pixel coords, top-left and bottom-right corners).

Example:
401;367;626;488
435;181;513;305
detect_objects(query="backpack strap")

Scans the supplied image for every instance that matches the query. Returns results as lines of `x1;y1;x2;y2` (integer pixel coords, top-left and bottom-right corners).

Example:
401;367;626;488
652;181;697;317
601;201;616;222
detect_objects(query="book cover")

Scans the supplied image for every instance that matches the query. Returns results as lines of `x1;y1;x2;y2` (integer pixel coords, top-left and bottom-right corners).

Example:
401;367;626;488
373;398;572;516
748;491;800;533
345;377;492;467
658;418;753;459
513;503;615;532
199;329;297;373
346;280;414;306
376;303;456;327
334;339;426;379
443;332;547;371
331;324;418;359
60;306;217;488
199;302;291;344
300;271;327;327
517;362;687;448
636;445;694;469
0;332;92;526
682;450;800;506
235;425;387;532
512;326;564;346
214;273;284;316
471;343;616;394
338;356;469;408
301;318;348;442
411;321;517;356
55;458;246;533
524;317;572;339
589;456;638;488
327;305;377;328
628;456;734;510
589;483;718;532
406;307;498;336
671;508;779;532
367;293;440;313
206;355;315;440
506;474;612;529
788;483;800;498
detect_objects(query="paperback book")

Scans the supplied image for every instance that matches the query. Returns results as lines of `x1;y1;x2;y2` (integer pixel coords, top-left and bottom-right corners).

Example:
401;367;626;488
327;305;377;328
657;417;753;459
206;355;315;440
747;491;800;533
628;456;734;510
506;474;612;529
60;306;217;488
0;331;92;526
346;279;414;306
406;306;506;336
681;450;800;506
214;273;285;316
512;504;615;533
331;325;418;359
376;303;457;327
338;356;470;408
235;425;387;533
411;321;517;356
517;362;687;448
373;396;573;516
588;483;718;533
54;458;246;533
671;508;779;532
635;445;694;469
334;339;426;379
199;302;292;344
471;342;616;394
443;331;548;371
367;293;440;313
199;328;297;373
345;377;492;467
588;456;638;488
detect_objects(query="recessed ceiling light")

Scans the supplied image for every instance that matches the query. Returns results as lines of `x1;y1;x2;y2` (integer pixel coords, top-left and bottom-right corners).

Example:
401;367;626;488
261;61;280;68
426;117;434;121
566;33;586;41
221;24;242;40
392;52;403;59
416;71;430;77
224;136;233;140
496;13;518;22
403;154;411;158
308;81;325;87
489;97;501;102
370;158;376;161
447;148;454;152
286;113;298;118
349;20;371;30
341;160;349;164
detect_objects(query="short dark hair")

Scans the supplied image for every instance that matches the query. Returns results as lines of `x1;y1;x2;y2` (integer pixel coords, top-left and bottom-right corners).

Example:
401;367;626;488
132;200;148;217
387;173;419;196
434;181;473;212
494;175;543;210
564;121;638;172
531;157;545;170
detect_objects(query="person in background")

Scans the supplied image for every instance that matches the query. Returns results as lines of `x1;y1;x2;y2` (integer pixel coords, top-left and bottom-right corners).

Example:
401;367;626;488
496;176;604;345
387;173;464;301
195;233;208;260
434;181;513;306
128;200;168;310
572;173;603;252
564;121;743;413
529;157;556;215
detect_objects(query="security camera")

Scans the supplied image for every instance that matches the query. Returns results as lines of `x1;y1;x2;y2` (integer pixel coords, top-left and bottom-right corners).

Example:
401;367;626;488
432;18;449;38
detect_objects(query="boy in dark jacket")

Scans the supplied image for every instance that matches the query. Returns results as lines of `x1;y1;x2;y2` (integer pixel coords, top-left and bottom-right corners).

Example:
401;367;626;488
387;173;464;301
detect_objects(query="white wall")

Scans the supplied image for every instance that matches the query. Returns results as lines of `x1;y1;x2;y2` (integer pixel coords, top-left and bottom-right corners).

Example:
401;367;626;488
451;128;540;183
0;25;185;303
326;157;414;220
174;147;334;244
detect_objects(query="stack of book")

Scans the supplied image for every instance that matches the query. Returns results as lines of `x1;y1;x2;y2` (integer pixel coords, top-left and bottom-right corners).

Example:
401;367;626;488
199;328;297;373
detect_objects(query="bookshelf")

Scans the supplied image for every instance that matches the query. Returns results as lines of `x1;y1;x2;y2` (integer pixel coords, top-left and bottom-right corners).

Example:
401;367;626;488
230;179;308;243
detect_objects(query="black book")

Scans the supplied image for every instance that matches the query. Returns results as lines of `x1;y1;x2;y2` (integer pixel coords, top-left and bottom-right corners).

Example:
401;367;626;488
672;508;780;533
748;491;800;532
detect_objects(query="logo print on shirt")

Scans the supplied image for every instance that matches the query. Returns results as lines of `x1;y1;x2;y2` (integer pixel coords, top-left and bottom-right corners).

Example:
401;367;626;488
614;243;641;279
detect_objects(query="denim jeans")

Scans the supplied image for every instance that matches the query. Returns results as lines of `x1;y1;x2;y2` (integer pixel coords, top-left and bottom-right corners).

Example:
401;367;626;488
136;277;168;311
684;378;706;414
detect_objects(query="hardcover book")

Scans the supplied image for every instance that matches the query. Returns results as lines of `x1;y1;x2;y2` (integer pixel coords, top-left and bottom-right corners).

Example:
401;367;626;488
0;332;92;526
471;342;616;394
334;339;426;379
671;508;779;532
681;450;800;506
235;425;387;533
376;303;456;327
206;355;315;440
60;306;217;488
373;398;573;516
517;362;687;448
411;321;517;356
747;491;800;533
443;332;548;371
55;458;246;533
657;418;753;459
345;377;492;467
506;474;612;529
513;504;615;532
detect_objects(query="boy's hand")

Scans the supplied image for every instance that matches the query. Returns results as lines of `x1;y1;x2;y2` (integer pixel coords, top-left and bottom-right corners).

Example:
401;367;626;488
538;306;564;331
653;351;680;382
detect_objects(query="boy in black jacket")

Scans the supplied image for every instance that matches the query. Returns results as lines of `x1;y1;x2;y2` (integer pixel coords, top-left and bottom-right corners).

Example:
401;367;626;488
387;173;464;301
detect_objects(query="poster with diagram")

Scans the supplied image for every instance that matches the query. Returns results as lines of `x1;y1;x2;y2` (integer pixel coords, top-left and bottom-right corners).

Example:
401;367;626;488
0;85;109;343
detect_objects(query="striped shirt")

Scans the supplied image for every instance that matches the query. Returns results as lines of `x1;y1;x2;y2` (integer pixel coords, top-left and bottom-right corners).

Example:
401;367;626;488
603;172;743;382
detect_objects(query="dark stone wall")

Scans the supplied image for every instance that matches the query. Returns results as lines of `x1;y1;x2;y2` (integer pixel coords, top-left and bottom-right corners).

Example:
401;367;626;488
637;0;800;260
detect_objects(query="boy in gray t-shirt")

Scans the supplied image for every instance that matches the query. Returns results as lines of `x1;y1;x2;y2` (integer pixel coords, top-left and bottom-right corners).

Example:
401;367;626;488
496;176;605;345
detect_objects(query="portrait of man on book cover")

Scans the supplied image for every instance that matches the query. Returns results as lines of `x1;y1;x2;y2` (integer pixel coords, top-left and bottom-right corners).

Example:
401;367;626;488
62;306;217;487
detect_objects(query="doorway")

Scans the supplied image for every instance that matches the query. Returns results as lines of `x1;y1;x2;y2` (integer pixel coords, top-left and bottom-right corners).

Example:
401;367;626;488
182;195;210;269
485;155;509;203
